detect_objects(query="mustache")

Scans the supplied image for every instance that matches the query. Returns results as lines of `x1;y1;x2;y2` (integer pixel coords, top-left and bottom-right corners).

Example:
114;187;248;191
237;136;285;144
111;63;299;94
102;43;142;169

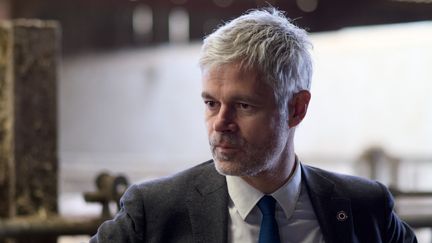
209;134;243;147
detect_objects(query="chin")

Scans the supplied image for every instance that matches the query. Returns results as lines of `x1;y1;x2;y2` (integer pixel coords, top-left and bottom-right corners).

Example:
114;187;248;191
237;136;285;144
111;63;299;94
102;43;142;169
214;159;240;176
213;159;263;177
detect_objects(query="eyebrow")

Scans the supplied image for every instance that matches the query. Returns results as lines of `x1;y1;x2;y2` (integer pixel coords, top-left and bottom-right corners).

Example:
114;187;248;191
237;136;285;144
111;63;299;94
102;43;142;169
201;91;213;99
201;91;262;105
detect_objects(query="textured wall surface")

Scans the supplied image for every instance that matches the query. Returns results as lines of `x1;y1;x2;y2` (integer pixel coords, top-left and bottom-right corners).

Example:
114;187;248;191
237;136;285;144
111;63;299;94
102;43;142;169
0;21;14;219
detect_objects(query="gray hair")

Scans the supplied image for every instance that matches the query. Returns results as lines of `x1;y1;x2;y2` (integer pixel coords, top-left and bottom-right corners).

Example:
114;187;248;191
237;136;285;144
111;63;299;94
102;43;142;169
199;8;313;114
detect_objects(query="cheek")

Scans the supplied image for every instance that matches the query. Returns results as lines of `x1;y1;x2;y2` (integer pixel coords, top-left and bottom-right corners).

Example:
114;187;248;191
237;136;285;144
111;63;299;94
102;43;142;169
205;117;214;133
239;119;272;139
242;115;282;139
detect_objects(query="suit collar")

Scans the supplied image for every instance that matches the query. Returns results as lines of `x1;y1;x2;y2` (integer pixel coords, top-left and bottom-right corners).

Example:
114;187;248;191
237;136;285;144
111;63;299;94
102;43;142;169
301;164;356;243
186;161;228;243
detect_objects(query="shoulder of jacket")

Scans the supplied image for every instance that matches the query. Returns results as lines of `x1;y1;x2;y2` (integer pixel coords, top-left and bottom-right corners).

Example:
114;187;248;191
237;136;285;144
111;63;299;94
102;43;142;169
124;160;218;200
302;164;390;206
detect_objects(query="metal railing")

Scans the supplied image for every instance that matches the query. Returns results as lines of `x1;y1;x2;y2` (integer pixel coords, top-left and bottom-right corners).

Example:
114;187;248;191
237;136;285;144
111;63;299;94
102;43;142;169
0;172;128;239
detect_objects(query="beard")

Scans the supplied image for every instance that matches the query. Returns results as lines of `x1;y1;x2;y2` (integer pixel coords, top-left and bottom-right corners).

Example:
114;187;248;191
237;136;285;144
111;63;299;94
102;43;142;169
209;129;286;177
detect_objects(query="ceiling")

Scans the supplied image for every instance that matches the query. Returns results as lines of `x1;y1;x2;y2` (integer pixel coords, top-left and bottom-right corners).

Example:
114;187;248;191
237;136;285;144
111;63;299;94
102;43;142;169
7;0;432;54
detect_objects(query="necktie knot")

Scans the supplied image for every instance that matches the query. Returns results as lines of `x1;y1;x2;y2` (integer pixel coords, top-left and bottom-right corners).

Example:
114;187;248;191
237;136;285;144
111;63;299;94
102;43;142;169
257;195;276;216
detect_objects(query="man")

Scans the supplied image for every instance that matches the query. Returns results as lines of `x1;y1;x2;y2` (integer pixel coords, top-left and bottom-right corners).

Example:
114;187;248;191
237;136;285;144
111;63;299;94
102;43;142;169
91;8;417;243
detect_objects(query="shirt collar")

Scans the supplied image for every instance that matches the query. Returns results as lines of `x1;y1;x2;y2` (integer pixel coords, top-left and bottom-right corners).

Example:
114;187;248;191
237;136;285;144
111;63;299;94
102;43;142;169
226;159;302;220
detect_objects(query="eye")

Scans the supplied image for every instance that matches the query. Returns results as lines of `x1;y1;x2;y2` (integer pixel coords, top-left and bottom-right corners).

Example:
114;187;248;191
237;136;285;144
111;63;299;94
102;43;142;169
237;103;252;110
204;100;219;110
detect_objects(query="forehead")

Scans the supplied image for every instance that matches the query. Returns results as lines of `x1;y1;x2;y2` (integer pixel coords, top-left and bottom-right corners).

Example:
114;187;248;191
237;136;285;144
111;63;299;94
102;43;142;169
201;63;271;96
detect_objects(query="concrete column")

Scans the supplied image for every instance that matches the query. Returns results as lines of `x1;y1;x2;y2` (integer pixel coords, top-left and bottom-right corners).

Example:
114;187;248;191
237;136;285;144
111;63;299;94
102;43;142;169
0;19;59;243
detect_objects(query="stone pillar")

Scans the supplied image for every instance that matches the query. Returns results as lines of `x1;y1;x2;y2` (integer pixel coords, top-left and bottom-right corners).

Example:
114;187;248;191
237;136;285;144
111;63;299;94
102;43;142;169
0;19;59;243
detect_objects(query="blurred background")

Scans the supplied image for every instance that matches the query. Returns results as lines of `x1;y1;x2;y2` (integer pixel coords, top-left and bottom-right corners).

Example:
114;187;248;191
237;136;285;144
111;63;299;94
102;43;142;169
1;0;432;242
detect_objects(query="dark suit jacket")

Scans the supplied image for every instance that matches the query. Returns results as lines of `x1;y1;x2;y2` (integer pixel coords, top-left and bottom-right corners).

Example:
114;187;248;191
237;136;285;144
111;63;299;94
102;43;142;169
90;160;417;243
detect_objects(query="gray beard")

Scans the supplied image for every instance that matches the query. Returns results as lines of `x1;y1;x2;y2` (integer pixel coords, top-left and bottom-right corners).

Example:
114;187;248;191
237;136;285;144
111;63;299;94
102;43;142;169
209;132;284;177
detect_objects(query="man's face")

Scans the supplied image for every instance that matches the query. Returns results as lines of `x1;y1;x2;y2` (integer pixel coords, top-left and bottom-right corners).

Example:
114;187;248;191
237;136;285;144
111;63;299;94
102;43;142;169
201;64;290;176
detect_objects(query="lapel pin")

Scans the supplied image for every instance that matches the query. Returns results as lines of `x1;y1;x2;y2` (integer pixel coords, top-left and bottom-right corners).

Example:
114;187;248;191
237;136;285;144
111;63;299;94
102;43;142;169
336;210;348;221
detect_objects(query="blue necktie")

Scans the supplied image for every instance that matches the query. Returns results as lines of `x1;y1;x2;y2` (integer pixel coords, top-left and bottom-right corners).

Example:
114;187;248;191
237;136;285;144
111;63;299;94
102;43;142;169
257;195;281;243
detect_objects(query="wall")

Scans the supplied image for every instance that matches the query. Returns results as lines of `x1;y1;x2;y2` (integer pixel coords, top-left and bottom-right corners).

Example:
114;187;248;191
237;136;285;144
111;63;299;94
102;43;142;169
59;21;432;191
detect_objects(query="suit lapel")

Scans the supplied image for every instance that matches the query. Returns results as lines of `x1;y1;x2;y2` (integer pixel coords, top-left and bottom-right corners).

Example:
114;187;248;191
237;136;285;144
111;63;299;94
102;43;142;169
302;165;355;243
186;162;228;243
331;197;356;243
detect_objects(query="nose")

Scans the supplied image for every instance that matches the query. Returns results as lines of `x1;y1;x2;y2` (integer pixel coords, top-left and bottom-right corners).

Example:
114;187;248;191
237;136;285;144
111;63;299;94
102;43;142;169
213;105;238;133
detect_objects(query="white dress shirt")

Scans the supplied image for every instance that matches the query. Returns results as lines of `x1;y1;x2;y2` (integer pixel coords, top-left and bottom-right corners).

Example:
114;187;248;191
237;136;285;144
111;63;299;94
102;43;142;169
226;162;325;243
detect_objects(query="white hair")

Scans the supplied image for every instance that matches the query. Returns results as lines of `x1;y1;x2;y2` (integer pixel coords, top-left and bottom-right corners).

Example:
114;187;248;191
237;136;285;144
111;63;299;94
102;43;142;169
199;8;313;114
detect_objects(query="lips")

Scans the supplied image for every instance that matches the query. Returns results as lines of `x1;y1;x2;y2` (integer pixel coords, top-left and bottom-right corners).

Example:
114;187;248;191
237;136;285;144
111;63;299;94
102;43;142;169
210;134;243;152
215;145;240;153
215;144;237;149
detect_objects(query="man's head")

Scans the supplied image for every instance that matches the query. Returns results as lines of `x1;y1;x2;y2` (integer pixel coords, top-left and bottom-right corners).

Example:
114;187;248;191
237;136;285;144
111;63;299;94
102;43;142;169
199;8;312;178
199;8;312;116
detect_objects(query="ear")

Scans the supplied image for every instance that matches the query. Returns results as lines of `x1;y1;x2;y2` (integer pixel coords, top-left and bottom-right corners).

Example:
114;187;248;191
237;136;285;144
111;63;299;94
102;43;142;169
288;90;311;128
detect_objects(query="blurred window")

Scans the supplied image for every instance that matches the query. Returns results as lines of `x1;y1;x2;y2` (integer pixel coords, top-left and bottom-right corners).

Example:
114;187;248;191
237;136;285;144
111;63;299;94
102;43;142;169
133;4;153;41
0;0;11;20
169;8;189;43
296;0;319;12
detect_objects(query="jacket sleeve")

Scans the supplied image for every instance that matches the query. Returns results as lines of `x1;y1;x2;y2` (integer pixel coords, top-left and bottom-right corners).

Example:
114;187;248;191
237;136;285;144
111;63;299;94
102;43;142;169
90;184;145;243
379;182;417;243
